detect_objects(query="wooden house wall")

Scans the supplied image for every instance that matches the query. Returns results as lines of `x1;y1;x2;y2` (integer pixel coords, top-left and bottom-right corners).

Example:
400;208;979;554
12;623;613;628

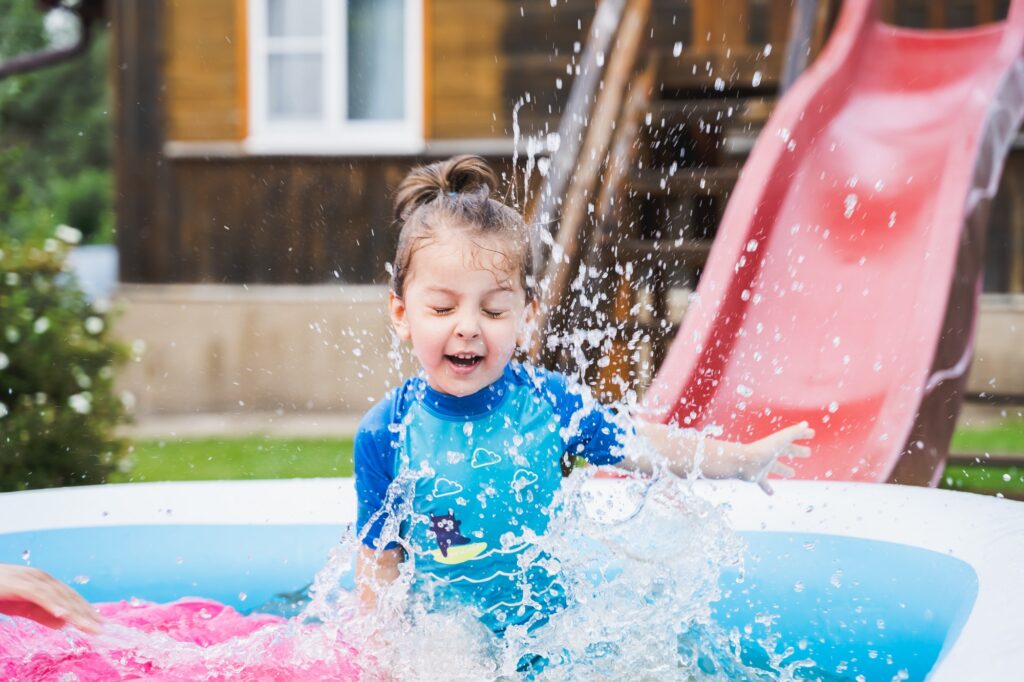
114;0;1023;290
163;0;246;141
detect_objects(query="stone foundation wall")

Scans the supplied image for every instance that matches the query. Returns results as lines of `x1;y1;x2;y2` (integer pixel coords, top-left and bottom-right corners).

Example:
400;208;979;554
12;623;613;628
113;286;1023;416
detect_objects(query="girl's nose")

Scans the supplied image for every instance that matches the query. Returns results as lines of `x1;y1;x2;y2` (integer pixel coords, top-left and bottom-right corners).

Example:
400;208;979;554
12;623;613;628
454;313;481;339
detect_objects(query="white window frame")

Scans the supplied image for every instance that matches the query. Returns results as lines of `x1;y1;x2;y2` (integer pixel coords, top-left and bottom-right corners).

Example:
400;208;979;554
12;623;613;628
246;0;424;155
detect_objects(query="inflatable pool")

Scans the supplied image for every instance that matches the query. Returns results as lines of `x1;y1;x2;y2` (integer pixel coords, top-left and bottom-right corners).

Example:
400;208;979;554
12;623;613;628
1;479;1021;679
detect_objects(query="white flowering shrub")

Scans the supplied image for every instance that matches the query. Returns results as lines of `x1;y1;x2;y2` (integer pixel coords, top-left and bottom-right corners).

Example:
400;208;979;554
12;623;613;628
0;233;128;490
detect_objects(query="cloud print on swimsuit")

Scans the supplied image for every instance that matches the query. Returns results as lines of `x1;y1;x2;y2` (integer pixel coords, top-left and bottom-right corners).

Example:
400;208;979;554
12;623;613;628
470;448;502;468
511;470;538;492
431;478;464;498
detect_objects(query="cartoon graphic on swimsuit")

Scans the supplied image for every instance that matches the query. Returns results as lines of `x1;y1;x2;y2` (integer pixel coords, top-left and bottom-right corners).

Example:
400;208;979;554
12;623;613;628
428;511;487;565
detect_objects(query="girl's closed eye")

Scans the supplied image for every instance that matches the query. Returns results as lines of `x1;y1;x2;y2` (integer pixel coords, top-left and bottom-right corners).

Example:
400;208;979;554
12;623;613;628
431;306;454;315
482;309;507;319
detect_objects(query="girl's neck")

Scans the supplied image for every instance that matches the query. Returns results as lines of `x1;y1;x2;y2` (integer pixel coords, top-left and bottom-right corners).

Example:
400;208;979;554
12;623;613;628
421;364;515;418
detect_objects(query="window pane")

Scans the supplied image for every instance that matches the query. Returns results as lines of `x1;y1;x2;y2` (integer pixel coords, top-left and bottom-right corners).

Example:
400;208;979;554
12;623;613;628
268;0;322;38
347;0;405;121
268;54;322;120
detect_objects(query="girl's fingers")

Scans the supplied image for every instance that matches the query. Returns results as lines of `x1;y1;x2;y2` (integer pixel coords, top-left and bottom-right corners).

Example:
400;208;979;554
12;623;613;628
757;477;775;496
772;462;796;479
785;445;812;459
776;422;814;440
66;608;103;634
48;587;102;633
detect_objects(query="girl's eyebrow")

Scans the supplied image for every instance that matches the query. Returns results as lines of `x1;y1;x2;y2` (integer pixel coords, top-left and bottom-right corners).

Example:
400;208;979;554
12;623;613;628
424;286;458;295
425;285;514;296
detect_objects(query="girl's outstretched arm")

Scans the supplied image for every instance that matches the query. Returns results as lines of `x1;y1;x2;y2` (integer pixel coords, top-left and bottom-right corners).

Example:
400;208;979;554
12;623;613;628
0;564;103;633
355;546;404;611
618;421;815;494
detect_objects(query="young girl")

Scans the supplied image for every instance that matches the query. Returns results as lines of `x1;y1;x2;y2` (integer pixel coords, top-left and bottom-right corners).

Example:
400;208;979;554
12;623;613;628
354;155;812;642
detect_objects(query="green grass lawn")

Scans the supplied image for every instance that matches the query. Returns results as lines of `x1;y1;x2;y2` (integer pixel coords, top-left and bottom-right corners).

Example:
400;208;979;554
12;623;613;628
941;413;1024;497
109;437;354;483
947;414;1024;455
110;415;1024;497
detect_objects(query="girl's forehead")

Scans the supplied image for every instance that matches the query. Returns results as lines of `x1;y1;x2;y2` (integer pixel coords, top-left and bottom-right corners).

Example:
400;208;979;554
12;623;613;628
409;232;520;286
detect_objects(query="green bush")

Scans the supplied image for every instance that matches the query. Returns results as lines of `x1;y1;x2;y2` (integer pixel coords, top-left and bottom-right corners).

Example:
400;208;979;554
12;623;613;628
0;1;114;245
0;233;128;490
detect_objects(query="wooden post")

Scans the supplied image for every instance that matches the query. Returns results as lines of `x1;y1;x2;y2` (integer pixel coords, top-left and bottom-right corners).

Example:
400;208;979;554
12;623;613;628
528;0;627;256
780;0;818;92
591;56;658;399
530;0;652;364
1007;153;1024;293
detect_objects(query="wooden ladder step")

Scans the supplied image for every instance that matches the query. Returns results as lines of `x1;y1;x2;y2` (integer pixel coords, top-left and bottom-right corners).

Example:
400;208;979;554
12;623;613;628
601;236;713;265
627;166;740;196
645;97;773;126
616;320;681;337
656;50;783;92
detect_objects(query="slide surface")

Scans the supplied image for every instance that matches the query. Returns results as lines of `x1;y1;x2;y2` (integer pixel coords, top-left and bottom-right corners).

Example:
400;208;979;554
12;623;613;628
643;1;1024;484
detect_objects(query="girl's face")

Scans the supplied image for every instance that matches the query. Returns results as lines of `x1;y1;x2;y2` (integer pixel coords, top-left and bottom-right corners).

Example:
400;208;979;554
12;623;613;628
389;229;534;397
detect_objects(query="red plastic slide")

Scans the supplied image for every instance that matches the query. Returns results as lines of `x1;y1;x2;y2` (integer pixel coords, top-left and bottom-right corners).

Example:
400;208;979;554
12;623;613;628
643;0;1024;485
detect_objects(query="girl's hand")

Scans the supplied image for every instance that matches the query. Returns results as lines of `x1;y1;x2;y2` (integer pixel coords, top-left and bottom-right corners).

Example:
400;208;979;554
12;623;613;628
738;422;815;495
0;564;103;633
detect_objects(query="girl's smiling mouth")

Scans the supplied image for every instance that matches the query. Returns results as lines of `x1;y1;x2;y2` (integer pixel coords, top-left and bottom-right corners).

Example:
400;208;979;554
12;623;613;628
445;353;484;372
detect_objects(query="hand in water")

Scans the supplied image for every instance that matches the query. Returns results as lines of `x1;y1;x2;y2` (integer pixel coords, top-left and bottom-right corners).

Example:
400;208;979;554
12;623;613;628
741;421;815;495
0;564;103;633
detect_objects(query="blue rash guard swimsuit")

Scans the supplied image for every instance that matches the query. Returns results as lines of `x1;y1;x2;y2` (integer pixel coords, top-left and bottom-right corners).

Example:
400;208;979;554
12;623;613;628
355;362;631;635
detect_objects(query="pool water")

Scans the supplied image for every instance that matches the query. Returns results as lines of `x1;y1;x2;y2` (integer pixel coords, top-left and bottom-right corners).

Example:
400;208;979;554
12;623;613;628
0;525;977;680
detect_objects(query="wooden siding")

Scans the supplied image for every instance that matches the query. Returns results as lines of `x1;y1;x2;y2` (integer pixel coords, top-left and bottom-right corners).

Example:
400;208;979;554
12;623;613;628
428;0;506;138
117;0;1024;290
167;158;403;284
121;156;521;284
164;0;245;141
112;0;172;284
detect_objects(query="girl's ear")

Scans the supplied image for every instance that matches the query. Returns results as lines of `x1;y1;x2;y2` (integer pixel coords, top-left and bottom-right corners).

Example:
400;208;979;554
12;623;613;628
516;298;539;348
389;291;412;341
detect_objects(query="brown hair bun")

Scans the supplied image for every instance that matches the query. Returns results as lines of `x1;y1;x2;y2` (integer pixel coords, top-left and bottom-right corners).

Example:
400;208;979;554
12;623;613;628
393;155;498;222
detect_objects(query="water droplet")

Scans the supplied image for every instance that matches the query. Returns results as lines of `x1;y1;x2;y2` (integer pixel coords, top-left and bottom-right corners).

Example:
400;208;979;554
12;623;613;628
844;194;858;218
672;41;683;57
828;401;839;413
752;71;762;87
